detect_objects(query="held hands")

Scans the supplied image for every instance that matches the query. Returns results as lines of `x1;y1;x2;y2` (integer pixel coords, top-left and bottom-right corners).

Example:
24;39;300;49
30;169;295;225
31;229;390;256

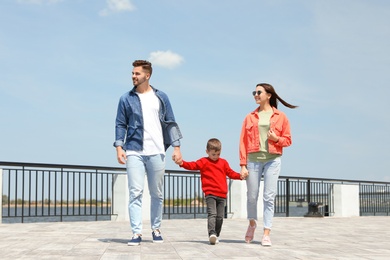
240;166;249;180
172;146;183;166
175;158;183;166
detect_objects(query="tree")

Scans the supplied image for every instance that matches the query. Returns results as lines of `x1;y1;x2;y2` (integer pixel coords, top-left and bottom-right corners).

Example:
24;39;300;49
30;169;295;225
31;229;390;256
2;195;8;204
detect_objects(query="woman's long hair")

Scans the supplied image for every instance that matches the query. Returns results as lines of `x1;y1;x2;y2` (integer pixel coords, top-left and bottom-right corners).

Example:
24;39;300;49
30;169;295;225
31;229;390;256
257;83;298;109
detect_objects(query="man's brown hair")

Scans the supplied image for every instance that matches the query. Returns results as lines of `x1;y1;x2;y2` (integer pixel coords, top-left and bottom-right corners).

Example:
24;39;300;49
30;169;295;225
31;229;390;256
132;60;153;76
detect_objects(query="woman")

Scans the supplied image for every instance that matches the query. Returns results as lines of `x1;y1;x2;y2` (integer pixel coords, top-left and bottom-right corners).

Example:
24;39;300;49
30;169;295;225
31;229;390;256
239;83;297;246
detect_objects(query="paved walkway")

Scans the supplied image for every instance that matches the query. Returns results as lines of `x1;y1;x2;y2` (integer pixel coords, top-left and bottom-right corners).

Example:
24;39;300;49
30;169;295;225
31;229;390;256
0;216;389;259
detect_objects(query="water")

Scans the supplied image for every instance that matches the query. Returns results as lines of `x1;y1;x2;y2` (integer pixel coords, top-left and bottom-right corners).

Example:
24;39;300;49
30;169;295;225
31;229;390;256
2;206;204;223
2;206;112;223
2;205;387;223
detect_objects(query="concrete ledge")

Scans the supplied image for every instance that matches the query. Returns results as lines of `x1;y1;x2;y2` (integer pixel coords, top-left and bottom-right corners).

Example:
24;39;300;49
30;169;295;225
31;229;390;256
112;173;151;222
333;184;360;217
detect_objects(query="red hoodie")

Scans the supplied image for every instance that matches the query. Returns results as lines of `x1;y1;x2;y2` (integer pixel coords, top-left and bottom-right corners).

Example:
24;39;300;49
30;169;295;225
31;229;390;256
180;157;241;198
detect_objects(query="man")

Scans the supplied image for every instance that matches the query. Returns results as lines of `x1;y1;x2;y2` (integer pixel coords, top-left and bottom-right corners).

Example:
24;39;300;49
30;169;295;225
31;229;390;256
114;60;183;246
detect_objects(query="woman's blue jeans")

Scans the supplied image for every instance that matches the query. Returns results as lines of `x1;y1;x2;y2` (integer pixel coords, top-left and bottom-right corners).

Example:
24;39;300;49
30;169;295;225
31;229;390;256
126;154;165;234
246;157;281;230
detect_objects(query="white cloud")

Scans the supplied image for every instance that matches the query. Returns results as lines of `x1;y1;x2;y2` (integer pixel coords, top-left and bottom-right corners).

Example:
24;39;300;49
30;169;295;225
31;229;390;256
148;50;184;69
17;0;62;4
99;0;136;16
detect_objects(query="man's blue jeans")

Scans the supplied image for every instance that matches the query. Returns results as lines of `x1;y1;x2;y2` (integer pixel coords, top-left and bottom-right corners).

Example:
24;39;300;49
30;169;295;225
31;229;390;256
246;157;281;230
126;154;165;234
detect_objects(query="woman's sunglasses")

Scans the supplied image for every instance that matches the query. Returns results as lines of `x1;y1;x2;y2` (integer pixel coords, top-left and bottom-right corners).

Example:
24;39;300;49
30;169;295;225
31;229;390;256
252;90;262;96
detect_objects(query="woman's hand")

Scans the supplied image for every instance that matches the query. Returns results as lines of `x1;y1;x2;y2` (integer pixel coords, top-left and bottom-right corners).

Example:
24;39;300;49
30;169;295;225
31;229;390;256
240;165;249;180
268;129;279;142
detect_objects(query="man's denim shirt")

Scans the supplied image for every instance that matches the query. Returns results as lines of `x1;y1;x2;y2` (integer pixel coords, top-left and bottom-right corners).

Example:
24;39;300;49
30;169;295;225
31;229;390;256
113;86;182;152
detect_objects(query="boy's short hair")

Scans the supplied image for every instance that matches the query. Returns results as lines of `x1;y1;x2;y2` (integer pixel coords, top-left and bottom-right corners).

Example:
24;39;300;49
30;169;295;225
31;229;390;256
206;138;221;152
132;60;153;76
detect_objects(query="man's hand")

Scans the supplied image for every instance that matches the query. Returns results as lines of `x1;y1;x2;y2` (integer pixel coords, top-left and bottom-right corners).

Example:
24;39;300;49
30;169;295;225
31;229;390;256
116;147;126;164
171;146;182;164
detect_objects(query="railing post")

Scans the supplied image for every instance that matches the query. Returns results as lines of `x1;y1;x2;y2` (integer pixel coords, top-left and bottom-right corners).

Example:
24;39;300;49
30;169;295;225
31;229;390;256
111;173;151;221
165;173;171;220
112;174;129;221
306;179;311;203
95;170;98;221
333;184;359;217
305;179;311;217
21;166;25;223
60;168;63;222
286;179;290;217
228;180;247;219
229;179;263;219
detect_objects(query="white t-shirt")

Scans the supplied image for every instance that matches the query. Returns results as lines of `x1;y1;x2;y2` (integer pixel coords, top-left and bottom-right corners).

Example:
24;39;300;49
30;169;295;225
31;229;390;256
126;90;164;156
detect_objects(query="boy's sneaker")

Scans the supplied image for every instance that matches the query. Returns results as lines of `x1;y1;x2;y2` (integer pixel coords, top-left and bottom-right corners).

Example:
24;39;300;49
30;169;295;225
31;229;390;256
261;235;272;246
209;234;217;245
152;230;164;243
128;234;142;246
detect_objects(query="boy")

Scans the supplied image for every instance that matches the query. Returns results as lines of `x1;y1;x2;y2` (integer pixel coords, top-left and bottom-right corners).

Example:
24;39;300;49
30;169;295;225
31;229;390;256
175;138;243;245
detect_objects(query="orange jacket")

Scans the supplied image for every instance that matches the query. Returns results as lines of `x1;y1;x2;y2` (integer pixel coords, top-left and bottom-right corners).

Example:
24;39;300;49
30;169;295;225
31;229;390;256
239;107;292;166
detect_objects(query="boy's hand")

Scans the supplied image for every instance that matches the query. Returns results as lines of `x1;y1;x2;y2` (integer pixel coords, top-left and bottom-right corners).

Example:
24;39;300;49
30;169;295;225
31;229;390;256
240;166;249;180
175;158;183;166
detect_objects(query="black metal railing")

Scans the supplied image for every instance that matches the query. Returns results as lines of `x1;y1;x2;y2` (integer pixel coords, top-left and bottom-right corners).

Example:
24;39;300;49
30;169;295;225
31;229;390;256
1;161;390;223
360;182;390;216
163;170;207;219
275;176;390;217
1;162;124;223
275;177;336;217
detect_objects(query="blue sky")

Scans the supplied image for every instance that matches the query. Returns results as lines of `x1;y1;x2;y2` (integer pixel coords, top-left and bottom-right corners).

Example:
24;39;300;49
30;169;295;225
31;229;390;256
1;0;389;182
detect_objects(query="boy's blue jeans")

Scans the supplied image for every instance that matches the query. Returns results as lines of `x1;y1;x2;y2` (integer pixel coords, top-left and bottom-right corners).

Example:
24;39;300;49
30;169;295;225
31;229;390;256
206;195;226;237
126;154;165;234
246;157;281;230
